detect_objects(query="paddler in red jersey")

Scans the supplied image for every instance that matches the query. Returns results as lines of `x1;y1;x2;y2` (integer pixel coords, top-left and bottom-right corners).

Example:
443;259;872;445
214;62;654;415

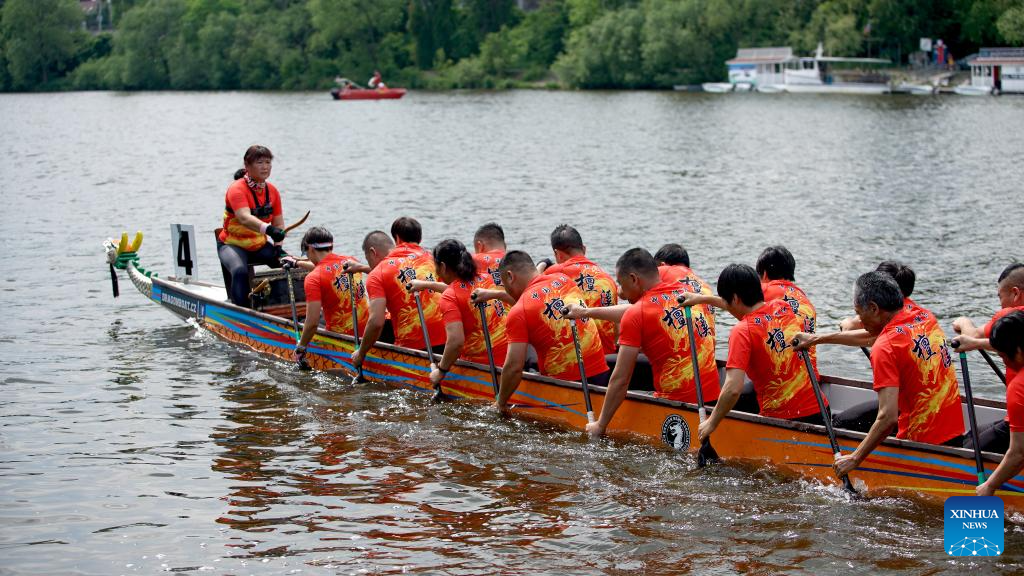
951;262;1024;453
825;272;964;478
584;248;719;438
978;311;1024;496
679;264;826;446
482;250;609;413
539;224;619;354
349;217;446;374
410;239;509;390
292;226;369;368
217;145;289;307
472;222;506;287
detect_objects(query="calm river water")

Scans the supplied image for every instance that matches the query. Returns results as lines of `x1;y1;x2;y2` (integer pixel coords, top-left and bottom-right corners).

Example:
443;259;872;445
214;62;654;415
1;90;1023;574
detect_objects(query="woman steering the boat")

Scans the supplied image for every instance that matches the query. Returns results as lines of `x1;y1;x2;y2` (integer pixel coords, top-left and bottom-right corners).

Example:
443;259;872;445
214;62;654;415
218;145;288;306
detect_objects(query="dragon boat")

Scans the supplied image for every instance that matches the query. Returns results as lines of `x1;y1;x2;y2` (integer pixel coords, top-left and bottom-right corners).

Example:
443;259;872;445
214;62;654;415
104;231;1024;513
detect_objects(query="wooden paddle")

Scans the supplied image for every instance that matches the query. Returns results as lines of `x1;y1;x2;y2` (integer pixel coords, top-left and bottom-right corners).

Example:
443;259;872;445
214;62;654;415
566;315;596;424
248;279;270;298
476;301;501;399
952;342;988;484
979;349;1007;384
283;263;309;370
683;305;719;467
284;211;310;235
798;349;857;495
348;271;366;383
412;290;443;402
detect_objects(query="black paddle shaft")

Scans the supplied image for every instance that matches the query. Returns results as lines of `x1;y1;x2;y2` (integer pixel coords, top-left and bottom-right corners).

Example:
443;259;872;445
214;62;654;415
347;272;365;382
568;320;595;422
413;291;442;400
285;266;301;344
958;350;987;484
476;302;500;398
683;305;719;467
798;349;857;495
980;350;1007;384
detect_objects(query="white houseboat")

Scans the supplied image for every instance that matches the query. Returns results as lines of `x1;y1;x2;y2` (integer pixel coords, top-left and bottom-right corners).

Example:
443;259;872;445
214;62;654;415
959;47;1024;95
779;43;891;94
724;47;795;92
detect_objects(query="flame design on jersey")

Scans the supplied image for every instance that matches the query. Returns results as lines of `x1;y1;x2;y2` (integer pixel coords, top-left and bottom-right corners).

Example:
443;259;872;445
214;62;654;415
320;257;369;334
902;318;963;441
529;278;602;379
554;259;618;353
386;251;443;345
753;303;815;416
458;275;508;362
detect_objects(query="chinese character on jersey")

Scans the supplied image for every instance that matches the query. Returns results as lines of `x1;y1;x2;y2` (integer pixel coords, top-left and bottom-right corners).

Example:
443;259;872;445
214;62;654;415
662;306;686;330
766;328;789;353
543;298;567;320
911;334;935;360
575;273;596;292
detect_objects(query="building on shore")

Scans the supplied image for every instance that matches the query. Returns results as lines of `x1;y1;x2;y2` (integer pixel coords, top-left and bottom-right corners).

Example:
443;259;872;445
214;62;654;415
967;48;1024;94
724;47;796;90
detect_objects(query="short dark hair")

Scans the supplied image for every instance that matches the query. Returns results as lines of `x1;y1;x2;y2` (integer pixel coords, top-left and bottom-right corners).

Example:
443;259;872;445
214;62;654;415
391;217;422;244
433;239;476;283
854;271;903;312
654;243;690;267
243;145;273;165
875;260;915;298
616;248;660;279
990;310;1024;360
498;250;535;276
362;230;392;253
301;226;333;253
550;224;584;253
233;168;246;180
474;222;505;246
755;245;796;281
717;264;764;307
998;262;1024;286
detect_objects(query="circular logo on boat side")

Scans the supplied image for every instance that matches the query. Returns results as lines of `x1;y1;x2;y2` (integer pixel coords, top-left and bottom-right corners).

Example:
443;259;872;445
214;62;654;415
661;414;690;451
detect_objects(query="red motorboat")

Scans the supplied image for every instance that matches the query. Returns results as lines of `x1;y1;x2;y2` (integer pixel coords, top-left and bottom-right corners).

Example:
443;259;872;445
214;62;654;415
330;86;407;100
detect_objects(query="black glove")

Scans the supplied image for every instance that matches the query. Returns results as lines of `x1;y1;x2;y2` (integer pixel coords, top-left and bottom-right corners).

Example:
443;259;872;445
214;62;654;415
538;257;554;269
266;225;286;243
294;346;310;370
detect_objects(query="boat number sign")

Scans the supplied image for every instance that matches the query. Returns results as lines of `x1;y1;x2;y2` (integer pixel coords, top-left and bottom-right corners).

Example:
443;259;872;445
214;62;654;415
661;415;691;451
171;224;197;280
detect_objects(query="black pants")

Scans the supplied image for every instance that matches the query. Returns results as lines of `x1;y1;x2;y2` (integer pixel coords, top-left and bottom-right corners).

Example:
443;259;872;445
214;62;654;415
218;242;281;306
964;420;1009;454
833;399;879;433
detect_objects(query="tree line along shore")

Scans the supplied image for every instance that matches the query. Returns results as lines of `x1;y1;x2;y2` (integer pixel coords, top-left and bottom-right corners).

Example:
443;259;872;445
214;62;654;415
2;0;1023;92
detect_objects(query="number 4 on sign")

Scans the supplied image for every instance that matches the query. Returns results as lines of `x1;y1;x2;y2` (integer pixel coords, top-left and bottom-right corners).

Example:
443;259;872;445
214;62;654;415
171;224;197;280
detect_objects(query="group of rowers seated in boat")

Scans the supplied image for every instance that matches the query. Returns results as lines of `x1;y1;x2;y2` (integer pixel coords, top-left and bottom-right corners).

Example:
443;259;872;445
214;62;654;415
229;215;1021;497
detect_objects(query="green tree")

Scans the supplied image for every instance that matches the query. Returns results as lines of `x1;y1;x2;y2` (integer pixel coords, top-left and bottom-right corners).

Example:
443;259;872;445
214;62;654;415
998;3;1024;44
1;0;84;88
310;0;406;76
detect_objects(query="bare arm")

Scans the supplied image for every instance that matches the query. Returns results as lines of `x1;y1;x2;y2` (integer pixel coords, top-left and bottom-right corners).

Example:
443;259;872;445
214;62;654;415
978;431;1024;496
472;288;516;306
564;303;630;323
679;293;729;310
953;317;984;339
297;301;321;349
793;329;876;350
343;262;372;275
698;368;744;442
495;342;527;410
834;387;898;475
951;333;994;352
352;297;387;367
408;279;448;293
587;345;639;436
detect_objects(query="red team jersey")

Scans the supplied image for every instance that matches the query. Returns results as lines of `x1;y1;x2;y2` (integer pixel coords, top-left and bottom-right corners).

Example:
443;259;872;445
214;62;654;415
763;279;818;373
545;256;618;354
303;253;369;336
473;250;505;287
441;275;510;366
984;306;1024;384
506;274;608;381
726;299;824;420
218;178;283;250
365;243;446;349
618;282;720;403
871;306;964;444
1007;370;1024;433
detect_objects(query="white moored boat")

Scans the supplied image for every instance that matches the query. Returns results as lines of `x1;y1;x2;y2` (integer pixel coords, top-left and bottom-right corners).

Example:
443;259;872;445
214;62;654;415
953;83;995;96
701;82;734;93
782;44;891;95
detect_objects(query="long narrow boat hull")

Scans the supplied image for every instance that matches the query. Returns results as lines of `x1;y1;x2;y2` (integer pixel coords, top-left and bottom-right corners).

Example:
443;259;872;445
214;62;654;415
330;87;407;100
125;261;1024;512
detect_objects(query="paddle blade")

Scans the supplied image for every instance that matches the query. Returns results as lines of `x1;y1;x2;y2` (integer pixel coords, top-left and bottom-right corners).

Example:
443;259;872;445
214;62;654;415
430;385;445;403
841;475;860;498
697;438;719;468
